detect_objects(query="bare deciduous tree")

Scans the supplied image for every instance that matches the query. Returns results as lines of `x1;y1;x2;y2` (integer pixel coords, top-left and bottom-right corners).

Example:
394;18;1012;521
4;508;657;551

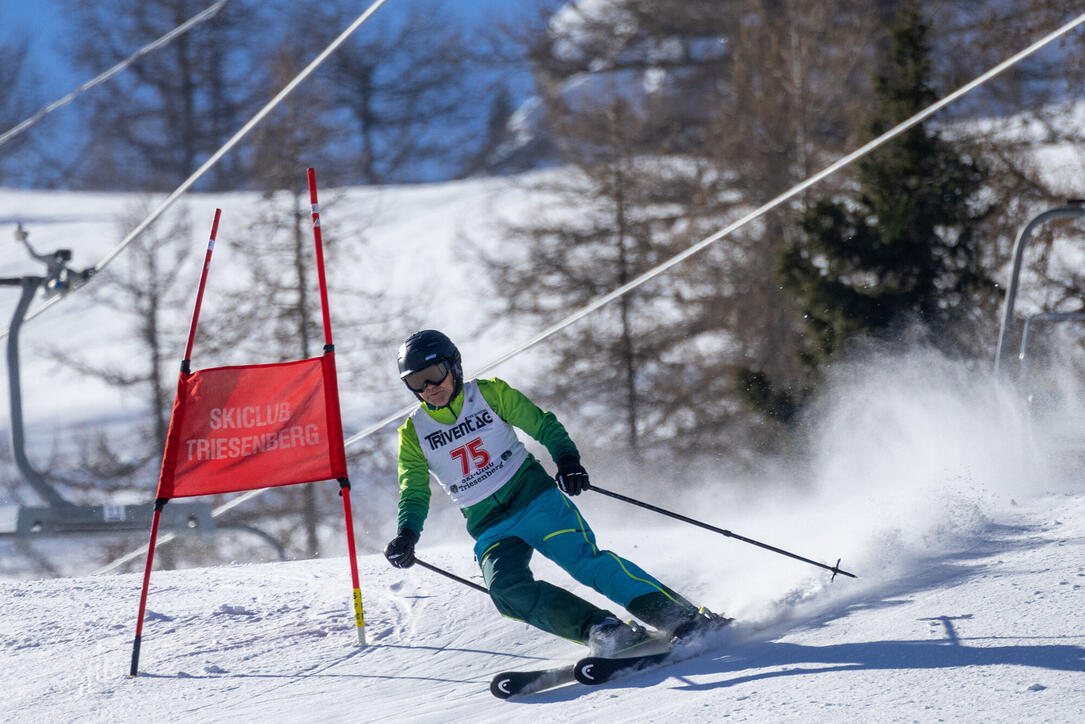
319;0;494;184
491;0;882;467
59;0;261;191
52;203;193;459
0;28;43;185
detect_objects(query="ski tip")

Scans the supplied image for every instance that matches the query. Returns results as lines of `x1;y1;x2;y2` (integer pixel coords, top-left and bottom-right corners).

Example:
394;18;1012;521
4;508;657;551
490;675;515;699
490;666;577;699
574;659;601;685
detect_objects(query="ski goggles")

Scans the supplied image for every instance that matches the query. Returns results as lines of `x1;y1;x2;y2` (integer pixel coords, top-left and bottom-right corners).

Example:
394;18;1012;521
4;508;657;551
403;361;451;392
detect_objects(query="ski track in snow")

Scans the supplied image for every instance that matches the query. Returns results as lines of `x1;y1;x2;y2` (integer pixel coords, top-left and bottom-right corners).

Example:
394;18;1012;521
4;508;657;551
0;492;1082;723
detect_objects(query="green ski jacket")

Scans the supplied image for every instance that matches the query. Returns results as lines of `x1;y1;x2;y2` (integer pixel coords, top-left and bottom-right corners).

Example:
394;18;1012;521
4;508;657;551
396;377;579;539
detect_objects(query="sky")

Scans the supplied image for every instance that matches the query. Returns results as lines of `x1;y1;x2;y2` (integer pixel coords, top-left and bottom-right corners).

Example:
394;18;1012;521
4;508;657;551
2;0;76;86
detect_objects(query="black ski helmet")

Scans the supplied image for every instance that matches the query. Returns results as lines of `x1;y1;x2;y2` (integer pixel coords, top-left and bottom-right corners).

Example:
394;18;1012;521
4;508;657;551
397;330;463;401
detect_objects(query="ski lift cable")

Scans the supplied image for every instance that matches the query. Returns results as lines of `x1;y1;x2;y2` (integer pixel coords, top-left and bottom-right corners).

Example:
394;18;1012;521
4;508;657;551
340;9;1085;452
0;0;232;151
94;10;1085;574
0;0;393;343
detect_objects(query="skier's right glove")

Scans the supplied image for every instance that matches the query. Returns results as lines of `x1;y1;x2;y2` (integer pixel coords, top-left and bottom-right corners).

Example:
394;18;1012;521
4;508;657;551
384;528;419;568
556;455;590;496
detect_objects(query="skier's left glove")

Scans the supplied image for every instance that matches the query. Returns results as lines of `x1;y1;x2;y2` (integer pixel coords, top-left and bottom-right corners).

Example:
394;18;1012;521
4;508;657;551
384;528;419;568
555;455;590;496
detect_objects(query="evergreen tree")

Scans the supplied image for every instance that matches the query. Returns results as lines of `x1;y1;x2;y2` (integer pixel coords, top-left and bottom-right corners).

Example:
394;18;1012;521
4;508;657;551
780;0;997;376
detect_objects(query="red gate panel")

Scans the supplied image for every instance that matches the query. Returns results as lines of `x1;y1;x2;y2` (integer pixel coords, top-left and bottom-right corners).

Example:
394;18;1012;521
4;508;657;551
156;356;347;499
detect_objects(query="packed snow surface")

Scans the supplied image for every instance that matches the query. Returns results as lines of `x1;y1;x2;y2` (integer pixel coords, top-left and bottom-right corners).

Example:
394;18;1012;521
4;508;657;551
1;489;1083;722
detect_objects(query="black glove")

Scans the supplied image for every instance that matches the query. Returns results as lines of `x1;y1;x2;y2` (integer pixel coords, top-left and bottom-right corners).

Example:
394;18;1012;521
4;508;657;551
555;455;590;496
384;528;419;568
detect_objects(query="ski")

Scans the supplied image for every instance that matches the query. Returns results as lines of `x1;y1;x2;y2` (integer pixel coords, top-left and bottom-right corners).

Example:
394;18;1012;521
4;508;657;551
490;643;675;698
573;649;675;685
575;616;735;687
490;664;576;699
490;644;704;698
491;616;735;698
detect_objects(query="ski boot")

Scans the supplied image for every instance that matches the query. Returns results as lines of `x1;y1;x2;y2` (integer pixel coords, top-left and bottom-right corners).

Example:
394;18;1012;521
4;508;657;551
670;607;734;644
588;617;658;658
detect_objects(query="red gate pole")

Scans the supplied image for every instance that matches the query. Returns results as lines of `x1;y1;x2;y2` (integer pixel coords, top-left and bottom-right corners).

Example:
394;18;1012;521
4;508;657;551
131;210;223;675
307;168;366;646
307;169;334;347
182;208;221;372
339;481;366;646
130;499;166;676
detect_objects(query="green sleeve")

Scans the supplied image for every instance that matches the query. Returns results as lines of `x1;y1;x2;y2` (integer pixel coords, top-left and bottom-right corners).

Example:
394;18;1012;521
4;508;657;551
477;377;579;463
396;416;432;537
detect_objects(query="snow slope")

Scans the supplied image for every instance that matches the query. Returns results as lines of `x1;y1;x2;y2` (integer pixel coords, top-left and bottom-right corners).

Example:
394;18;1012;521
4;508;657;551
0;488;1082;722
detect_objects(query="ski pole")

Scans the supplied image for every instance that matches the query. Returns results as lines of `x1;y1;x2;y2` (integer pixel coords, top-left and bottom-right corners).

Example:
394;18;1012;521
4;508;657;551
589;485;856;580
414;558;489;594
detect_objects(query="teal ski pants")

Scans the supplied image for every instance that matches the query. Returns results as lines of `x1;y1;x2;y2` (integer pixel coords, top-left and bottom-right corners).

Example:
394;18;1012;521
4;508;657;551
472;486;687;644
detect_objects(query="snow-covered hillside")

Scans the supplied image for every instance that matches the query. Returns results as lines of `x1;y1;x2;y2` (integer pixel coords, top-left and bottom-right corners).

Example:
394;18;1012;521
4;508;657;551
2;164;1085;721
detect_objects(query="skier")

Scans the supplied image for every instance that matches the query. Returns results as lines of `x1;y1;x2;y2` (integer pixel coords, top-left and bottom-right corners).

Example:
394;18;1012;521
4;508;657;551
383;329;727;657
